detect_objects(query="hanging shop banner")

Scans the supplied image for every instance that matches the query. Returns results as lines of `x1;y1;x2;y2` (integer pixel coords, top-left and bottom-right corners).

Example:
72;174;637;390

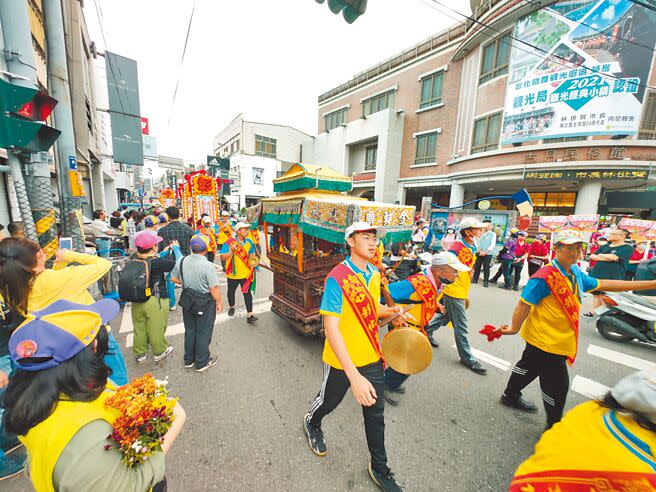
500;0;656;144
106;52;143;165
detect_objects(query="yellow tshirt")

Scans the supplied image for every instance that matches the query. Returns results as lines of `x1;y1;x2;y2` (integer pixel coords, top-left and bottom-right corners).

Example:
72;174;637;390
28;251;112;312
320;260;381;369
511;401;656;489
442;240;477;300
222;238;255;280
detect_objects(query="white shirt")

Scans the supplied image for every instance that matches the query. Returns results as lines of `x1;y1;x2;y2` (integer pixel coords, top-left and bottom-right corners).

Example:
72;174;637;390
92;219;111;238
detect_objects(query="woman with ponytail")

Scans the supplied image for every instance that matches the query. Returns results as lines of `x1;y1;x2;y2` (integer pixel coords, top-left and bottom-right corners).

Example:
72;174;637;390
0;238;129;385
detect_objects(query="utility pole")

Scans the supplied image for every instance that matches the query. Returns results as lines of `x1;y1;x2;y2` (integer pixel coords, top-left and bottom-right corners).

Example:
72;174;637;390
43;0;85;252
0;3;39;241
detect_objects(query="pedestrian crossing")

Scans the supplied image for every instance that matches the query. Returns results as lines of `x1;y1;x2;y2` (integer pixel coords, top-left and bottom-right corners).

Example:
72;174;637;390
119;297;272;349
452;343;653;399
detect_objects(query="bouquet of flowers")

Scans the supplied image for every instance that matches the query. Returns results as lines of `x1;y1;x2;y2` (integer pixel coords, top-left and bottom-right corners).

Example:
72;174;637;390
104;373;177;468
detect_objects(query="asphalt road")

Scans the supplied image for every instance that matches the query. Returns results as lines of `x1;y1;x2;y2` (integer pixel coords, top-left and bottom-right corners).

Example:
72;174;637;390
4;269;655;491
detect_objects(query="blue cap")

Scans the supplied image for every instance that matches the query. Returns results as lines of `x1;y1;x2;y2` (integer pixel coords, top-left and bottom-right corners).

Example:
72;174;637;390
10;299;120;371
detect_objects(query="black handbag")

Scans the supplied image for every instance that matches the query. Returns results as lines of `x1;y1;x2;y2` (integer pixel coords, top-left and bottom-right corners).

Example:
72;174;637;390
177;257;214;314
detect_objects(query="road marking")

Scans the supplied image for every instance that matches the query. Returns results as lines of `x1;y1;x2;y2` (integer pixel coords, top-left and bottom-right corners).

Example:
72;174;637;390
451;345;511;371
118;304;132;333
587;344;654;371
571;375;610;400
125;300;272;348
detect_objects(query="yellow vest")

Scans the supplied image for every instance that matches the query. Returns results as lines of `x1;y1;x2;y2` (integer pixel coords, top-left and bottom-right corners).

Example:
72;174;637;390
20;387;120;492
321;267;382;369
520;274;580;359
512;401;656;486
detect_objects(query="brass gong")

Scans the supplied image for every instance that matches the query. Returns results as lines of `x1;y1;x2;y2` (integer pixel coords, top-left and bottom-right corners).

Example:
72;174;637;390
248;254;260;268
382;327;432;375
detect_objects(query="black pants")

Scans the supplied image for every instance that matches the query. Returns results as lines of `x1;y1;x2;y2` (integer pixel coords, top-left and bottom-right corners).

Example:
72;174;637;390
308;361;388;474
490;262;503;283
472;254;492;283
510;262;524;289
207;251;215;263
227;277;253;313
182;301;216;369
504;343;569;428
527;261;544;277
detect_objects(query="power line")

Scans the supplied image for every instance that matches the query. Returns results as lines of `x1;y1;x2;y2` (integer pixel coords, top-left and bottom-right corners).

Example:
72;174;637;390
628;0;656;14
426;0;656;92
167;0;198;126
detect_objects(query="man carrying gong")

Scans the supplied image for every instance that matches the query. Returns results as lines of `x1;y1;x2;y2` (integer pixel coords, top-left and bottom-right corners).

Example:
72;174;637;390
383;251;470;404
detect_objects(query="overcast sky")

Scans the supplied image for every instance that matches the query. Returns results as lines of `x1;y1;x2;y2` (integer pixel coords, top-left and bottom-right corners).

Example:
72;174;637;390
84;0;469;164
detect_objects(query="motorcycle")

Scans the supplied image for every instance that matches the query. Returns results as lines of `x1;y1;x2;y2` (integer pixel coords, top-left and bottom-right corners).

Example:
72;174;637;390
595;292;656;345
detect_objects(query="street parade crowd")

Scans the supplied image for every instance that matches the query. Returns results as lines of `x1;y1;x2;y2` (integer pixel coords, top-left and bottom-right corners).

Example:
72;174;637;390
0;206;654;491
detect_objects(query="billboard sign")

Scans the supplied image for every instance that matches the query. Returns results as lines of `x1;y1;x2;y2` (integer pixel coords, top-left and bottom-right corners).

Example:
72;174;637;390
501;0;656;144
106;52;143;165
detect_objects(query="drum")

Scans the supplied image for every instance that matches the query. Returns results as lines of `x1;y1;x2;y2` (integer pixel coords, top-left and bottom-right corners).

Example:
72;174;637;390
382;325;432;375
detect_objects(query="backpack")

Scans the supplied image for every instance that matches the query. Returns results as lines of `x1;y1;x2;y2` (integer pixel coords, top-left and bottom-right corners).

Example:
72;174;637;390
118;258;152;302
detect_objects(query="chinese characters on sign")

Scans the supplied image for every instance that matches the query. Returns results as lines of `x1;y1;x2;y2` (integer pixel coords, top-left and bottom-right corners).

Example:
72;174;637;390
524;146;630;164
524;169;648;180
500;0;656;144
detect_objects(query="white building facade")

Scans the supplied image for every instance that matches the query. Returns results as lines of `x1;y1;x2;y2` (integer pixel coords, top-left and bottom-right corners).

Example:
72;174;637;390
213;115;312;210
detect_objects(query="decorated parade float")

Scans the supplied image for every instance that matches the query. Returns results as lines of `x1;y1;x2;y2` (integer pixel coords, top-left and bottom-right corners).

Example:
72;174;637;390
178;170;222;225
246;163;415;336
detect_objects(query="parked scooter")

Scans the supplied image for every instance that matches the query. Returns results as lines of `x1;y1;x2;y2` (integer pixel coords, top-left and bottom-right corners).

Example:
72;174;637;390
595;292;656;345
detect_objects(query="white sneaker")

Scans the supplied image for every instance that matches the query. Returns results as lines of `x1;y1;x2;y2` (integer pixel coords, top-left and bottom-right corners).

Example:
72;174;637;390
136;355;147;364
169;305;177;312
153;346;174;362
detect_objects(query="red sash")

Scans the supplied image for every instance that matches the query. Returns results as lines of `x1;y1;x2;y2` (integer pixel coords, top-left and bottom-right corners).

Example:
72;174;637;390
407;273;439;329
329;263;382;361
453;242;476;276
532;264;581;364
509;469;656;491
226;238;254;293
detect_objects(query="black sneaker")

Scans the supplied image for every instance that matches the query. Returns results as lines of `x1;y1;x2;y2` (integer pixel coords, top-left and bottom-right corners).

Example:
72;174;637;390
500;393;538;413
483;281;489;288
384;394;399;406
195;357;219;373
227;307;235;316
247;315;258;324
462;360;487;375
427;334;439;348
368;463;402;491
385;385;405;395
303;414;327;456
